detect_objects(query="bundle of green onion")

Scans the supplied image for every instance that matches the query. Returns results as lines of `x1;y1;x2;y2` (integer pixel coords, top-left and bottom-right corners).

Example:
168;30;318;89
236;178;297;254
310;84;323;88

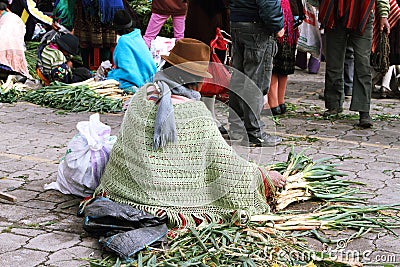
22;83;123;113
84;222;357;267
267;148;367;211
82;148;400;267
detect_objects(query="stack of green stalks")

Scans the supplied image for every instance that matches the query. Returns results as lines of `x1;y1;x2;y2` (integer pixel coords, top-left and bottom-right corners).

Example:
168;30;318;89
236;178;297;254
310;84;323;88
83;149;400;266
268;148;367;211
25;42;40;79
85;204;400;266
85;222;360;267
22;82;123;113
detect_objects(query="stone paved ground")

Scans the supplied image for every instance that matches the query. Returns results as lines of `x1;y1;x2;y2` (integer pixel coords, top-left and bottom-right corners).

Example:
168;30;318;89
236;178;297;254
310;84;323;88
1;64;400;266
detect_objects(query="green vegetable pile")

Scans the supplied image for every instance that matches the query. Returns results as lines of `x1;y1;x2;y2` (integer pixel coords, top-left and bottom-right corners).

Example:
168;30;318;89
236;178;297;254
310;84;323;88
82;150;400;267
22;83;122;113
0;88;26;103
85;223;351;267
25;41;40;79
269;148;367;211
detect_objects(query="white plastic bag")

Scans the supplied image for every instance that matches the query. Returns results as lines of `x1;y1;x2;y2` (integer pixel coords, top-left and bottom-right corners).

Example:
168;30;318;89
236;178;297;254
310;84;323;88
297;3;321;59
44;113;117;197
150;36;176;70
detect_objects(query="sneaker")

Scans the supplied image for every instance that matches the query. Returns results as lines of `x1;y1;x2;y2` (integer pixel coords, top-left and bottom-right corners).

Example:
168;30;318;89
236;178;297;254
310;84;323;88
359;112;373;128
227;131;244;141
244;133;282;147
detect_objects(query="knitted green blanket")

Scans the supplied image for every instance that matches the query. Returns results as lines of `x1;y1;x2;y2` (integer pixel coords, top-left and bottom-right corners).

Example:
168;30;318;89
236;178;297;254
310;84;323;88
96;86;271;227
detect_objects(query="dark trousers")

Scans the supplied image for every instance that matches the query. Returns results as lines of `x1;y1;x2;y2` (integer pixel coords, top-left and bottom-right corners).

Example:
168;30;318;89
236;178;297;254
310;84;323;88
324;14;374;112
344;46;354;94
228;22;277;138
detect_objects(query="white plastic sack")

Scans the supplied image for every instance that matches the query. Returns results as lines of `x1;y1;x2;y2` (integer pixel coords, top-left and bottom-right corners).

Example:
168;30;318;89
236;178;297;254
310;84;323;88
297;3;321;59
44;113;117;197
150;36;176;70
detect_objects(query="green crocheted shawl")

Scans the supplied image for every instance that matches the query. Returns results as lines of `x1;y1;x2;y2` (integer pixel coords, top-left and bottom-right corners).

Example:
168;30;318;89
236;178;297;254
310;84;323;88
96;85;271;227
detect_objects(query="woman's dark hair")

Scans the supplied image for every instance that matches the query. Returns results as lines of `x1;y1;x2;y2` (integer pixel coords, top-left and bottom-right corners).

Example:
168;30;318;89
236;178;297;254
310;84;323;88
162;61;203;89
0;1;8;10
116;25;134;36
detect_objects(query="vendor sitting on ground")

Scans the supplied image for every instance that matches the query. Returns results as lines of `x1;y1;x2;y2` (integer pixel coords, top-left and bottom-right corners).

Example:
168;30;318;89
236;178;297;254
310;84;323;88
107;9;157;93
96;38;286;228
37;33;90;84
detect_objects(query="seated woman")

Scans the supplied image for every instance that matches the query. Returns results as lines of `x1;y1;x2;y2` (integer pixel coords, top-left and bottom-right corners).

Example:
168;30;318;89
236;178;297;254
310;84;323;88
96;38;285;228
107;9;157;93
0;0;31;78
37;32;91;85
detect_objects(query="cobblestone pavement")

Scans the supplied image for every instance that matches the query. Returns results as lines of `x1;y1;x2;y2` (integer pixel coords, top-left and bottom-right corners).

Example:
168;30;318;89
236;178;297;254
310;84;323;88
1;64;400;266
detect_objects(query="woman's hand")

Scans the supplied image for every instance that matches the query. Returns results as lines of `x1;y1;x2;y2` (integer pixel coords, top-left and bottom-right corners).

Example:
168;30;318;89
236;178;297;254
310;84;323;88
267;170;286;188
380;17;390;35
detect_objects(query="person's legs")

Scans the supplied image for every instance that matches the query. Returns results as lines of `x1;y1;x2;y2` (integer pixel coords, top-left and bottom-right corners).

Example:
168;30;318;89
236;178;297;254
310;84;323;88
100;48;112;62
143;13;169;48
239;24;279;145
381;66;395;91
267;74;279;109
295;50;308;70
349;14;374;127
228;23;244;133
344;46;354;96
324;25;348;113
172;15;186;41
228;22;280;146
277;74;288;105
349;15;373;113
201;96;227;134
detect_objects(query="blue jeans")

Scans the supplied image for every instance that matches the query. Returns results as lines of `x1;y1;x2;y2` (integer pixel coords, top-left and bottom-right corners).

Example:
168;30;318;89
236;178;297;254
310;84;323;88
228;22;277;138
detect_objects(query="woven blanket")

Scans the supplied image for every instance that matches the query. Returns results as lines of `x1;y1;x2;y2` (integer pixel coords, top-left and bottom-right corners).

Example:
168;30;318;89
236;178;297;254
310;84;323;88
96;85;271;227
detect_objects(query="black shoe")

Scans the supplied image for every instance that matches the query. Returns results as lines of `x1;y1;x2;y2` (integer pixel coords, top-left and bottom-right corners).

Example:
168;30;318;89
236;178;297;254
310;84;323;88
279;103;287;114
323;108;343;117
261;106;281;116
359;112;373;128
218;125;228;135
245;133;282;147
271;106;282;116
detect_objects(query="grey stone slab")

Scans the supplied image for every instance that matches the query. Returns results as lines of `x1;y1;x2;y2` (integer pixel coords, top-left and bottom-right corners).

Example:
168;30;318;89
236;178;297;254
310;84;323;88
0;205;45;223
0;177;25;191
0;233;29;253
318;147;352;157
46;246;101;266
0;160;36;174
11;228;46;237
25;232;81;252
20;199;57;211
2;189;40;203
79;238;100;250
370;186;400;205
374;234;400;253
376;154;400;164
45;216;84;234
367;161;400;173
0;249;48;267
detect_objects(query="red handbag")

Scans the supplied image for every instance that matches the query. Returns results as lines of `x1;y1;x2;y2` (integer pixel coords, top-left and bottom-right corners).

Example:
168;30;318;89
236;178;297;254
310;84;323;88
201;28;231;101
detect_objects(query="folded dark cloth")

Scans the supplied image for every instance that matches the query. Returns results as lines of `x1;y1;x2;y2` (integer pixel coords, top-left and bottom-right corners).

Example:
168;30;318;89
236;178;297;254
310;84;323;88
80;197;168;260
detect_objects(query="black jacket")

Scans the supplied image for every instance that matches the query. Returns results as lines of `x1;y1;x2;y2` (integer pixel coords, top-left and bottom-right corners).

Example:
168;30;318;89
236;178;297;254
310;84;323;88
229;0;284;33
